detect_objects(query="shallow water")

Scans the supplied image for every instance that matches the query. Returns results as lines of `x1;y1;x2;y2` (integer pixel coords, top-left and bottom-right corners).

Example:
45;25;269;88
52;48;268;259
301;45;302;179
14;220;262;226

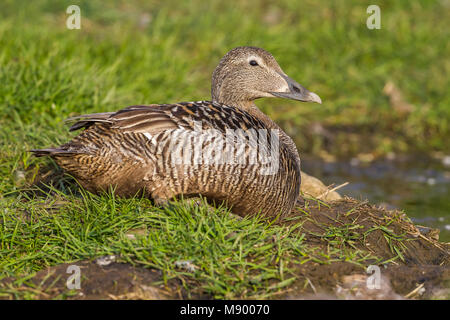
302;155;450;242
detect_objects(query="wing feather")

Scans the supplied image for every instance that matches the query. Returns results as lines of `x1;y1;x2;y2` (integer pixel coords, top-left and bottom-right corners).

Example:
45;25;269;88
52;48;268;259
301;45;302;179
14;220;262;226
66;101;268;136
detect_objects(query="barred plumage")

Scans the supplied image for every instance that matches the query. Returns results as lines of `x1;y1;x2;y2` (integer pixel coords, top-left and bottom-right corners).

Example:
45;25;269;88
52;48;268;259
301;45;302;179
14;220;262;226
31;47;321;217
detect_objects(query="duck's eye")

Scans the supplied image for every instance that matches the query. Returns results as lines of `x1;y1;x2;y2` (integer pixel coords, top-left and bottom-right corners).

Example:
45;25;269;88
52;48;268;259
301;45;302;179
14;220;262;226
249;60;258;66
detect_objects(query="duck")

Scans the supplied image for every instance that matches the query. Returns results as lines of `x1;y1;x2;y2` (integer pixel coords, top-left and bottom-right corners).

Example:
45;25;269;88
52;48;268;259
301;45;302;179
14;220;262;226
31;46;321;217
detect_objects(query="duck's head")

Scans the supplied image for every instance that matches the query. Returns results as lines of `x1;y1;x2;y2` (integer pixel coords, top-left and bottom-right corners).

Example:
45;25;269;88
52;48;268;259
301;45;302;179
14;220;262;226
211;46;321;110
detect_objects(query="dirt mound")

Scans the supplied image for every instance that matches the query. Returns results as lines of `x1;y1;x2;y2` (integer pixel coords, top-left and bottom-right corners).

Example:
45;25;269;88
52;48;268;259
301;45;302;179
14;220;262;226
277;197;449;299
284;197;449;266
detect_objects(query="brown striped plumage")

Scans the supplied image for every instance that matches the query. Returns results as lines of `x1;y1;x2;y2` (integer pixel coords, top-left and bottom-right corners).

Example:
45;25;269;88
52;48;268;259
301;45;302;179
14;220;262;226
32;47;321;217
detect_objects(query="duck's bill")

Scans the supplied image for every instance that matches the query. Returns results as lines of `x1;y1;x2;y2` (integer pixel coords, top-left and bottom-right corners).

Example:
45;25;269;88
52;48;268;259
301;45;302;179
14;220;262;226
270;74;322;104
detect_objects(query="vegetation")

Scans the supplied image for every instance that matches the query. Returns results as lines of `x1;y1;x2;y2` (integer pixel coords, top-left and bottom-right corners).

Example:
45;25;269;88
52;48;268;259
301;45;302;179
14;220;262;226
4;189;444;299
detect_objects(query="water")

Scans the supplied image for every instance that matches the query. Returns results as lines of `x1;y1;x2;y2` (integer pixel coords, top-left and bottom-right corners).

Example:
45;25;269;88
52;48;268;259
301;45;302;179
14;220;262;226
302;155;450;242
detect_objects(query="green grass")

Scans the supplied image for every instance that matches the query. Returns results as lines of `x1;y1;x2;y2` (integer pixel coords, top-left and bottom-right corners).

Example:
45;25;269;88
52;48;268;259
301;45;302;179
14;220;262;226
0;0;448;298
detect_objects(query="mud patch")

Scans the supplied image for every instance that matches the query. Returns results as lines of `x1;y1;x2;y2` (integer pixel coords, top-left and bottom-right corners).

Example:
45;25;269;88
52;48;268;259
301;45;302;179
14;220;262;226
284;197;449;266
281;262;449;300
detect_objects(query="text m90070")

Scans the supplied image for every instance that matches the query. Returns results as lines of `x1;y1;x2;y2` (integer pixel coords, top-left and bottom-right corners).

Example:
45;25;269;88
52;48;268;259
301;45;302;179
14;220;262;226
224;304;269;315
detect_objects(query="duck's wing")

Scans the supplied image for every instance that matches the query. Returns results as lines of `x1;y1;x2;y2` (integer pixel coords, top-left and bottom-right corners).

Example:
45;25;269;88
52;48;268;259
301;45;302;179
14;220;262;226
32;101;269;159
66;104;179;133
66;101;267;135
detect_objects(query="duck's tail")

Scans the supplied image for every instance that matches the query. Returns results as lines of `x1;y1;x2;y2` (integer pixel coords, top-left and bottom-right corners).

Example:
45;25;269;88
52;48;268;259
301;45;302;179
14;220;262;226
30;148;78;157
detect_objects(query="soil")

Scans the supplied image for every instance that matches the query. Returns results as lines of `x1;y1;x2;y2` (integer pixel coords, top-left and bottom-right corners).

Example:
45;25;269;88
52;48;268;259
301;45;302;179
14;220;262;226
280;198;450;299
0;259;205;300
1;198;449;300
284;198;449;266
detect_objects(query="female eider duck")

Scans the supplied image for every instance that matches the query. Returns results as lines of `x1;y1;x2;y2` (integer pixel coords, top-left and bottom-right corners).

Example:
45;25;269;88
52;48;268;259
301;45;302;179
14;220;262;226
32;47;321;217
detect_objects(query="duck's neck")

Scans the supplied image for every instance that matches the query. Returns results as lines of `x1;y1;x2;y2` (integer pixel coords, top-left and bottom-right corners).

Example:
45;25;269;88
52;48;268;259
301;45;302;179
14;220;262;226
227;101;278;130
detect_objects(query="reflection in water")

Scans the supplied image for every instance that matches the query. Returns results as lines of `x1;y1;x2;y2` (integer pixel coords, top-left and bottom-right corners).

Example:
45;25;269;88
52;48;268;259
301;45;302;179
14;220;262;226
302;155;450;242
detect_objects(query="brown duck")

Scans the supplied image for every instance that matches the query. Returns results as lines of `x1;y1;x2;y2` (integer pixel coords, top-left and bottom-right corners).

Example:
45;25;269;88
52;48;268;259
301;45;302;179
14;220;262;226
32;47;321;217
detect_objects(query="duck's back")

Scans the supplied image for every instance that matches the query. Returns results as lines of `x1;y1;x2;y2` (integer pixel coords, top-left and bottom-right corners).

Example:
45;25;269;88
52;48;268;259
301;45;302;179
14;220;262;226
33;101;301;217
